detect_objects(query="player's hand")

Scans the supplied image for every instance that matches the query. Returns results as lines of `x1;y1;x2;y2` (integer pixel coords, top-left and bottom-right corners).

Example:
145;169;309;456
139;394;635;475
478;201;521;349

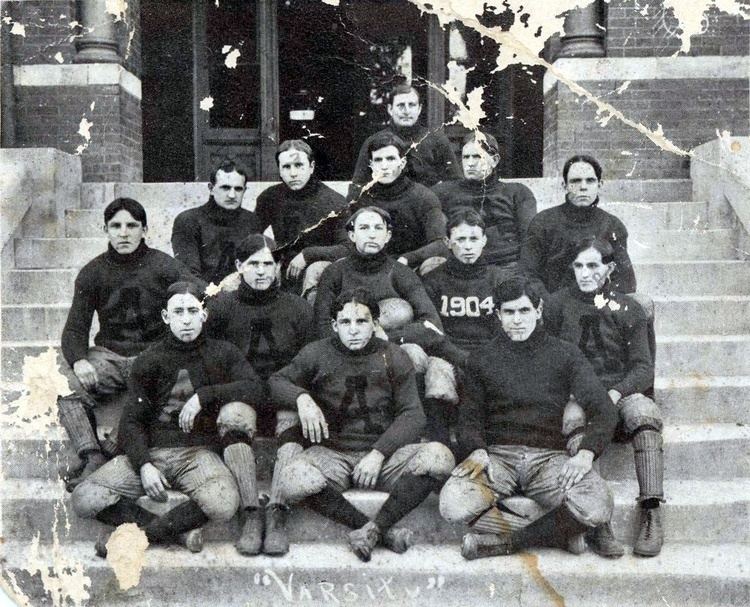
352;449;385;489
608;389;623;406
297;394;329;444
396;256;409;266
73;359;99;391
452;449;494;482
140;462;171;502
179;394;202;433
286;252;308;280
558;449;594;492
373;324;389;341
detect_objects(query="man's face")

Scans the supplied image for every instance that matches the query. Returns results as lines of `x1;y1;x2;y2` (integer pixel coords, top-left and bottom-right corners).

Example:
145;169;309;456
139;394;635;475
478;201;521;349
369;145;407;184
210;169;247;210
235;247;277;290
448;223;487;264
462;141;499;181
162;292;206;343
573;247;614;293
104;209;146;255
348;211;392;255
332;302;376;351
387;90;421;127
278;149;315;191
497;295;542;342
564;161;601;208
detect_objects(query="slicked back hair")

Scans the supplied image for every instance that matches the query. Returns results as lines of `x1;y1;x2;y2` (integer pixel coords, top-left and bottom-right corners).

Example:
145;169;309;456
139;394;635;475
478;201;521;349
235;233;278;263
104;197;147;227
388;83;421;106
209;159;248;186
366;131;407;160
276;139;314;164
462;131;499;156
345;206;393;232
446;207;486;236
572;236;615;265
493;276;543;310
562;155;602;183
165;281;204;307
330;287;380;323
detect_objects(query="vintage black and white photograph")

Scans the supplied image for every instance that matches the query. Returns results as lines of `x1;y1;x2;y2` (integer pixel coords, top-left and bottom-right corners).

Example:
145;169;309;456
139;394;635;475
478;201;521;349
0;0;748;605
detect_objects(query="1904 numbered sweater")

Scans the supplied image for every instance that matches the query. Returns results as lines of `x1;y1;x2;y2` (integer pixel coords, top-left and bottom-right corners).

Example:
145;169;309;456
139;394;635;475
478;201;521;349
206;281;314;382
118;332;265;471
432;173;537;267
171;197;261;284
458;327;617;458
269;336;425;456
61;241;196;365
521;199;636;298
543;286;654;396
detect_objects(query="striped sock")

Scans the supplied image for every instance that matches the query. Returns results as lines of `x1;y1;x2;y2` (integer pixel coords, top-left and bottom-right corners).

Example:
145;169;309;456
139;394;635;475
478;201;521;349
57;396;100;455
269;442;303;507
223;443;259;510
471;505;530;535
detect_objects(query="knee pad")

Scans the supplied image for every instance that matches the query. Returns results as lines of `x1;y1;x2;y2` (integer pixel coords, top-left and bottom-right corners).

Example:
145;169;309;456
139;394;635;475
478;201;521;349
438;476;493;523
399;343;429;373
378;298;414;330
562;399;586;437
407;442;456;478
278;459;327;503
275;410;300;437
424;357;458;404
217;402;256;442
191;477;240;522
71;481;118;519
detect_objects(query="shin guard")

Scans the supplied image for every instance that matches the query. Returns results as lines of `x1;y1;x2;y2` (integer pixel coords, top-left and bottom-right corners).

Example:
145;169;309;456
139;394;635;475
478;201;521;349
632;428;664;502
471;505;530;536
143;500;209;543
57;396;100;456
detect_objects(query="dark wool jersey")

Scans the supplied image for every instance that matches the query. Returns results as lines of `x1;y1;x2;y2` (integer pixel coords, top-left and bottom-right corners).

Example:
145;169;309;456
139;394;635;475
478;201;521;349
171;197;261;284
432;174;537;266
269;336;425;456
521;199;636;298
314;251;443;348
346;175;446;266
206;281;314;382
119;332;265;471
254;178;348;266
458;328;617;458
422;255;507;358
544;286;654;397
61;241;196;365
350;124;461;188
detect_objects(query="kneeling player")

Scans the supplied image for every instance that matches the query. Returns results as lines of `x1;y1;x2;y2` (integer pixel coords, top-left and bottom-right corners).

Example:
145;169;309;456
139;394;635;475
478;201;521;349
270;288;455;561
545;237;664;557
439;277;618;559
71;282;264;555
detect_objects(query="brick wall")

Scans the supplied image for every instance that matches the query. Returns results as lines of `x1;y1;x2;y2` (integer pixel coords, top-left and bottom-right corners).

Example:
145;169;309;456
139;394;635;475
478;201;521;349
14;84;142;181
606;0;750;57
543;77;749;179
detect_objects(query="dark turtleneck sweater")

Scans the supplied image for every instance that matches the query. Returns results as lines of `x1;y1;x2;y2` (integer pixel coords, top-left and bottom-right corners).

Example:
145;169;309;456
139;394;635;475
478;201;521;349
422;255;512;361
521;198;636;298
350;123;461;188
313;250;444;349
432;172;537;267
61;241;197;365
171;197;261;284
254;177;348;267
458;327;617;458
269;336;425;457
205;281;314;383
345;174;447;267
118;331;265;471
544;286;653;397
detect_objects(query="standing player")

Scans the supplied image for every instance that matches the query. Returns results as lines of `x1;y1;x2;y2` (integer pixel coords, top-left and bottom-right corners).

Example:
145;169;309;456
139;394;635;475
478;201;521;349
59;198;198;490
270;288;455;561
545;238;664;557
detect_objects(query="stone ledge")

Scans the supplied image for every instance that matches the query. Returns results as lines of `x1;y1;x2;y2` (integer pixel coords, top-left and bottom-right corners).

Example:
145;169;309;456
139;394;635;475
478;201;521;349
12;64;142;100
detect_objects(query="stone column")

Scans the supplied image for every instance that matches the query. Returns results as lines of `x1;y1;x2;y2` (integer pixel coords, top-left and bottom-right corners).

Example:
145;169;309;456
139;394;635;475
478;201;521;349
74;0;120;63
558;1;605;58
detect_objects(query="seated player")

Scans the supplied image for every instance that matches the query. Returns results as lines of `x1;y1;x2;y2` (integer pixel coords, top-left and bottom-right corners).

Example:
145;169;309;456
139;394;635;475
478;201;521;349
421;208;515;442
71;282;265;556
255;140;348;295
431;131;537;271
521;154;636;299
347;132;447;270
270;288;455;562
314;207;447;370
439;277;618;559
544;237;664;557
350;83;460;189
171;160;260;285
59;197;198;489
206;234;314;555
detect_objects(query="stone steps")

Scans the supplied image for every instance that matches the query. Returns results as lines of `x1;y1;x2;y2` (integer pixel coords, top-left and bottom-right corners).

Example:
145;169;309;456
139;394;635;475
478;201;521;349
3;423;748;482
3;540;748;607
628;228;737;262
655;375;750;423
635;260;750;296
1;268;77;305
3;478;747;546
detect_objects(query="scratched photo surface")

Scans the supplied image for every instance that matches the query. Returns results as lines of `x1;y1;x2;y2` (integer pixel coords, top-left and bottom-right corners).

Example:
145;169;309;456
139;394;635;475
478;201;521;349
1;1;749;606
